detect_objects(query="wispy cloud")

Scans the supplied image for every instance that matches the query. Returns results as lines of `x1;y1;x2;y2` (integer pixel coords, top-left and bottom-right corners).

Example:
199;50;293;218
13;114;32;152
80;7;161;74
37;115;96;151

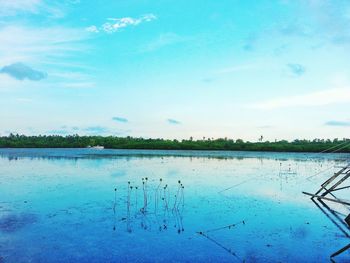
0;26;88;65
167;119;181;125
112;117;128;123
0;0;42;16
83;126;130;135
46;125;79;135
49;71;95;89
207;63;262;85
250;87;350;110
242;35;257;51
16;98;33;103
273;44;289;56
84;126;109;134
287;63;305;77
52;126;79;132
306;0;350;46
279;22;311;37
142;33;188;52
44;125;131;136
202;77;215;83
0;25;91;89
0;0;68;18
325;120;350;127
86;14;157;34
47;129;69;135
61;82;95;89
0;63;47;81
217;64;260;74
278;1;350;47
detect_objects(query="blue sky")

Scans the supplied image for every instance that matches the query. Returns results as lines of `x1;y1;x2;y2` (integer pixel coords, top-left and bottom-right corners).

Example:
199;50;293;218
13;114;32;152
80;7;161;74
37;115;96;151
0;0;349;141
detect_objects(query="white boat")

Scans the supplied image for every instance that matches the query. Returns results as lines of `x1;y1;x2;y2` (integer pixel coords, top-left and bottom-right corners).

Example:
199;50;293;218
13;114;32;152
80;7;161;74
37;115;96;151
91;145;105;150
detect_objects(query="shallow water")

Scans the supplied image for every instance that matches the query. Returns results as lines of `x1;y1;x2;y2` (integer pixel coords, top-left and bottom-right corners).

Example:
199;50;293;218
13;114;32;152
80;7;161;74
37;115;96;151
0;149;349;262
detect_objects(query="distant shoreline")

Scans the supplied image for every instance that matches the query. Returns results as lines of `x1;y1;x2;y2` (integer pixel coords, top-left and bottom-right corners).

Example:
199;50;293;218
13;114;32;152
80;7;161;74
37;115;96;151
1;135;350;153
1;146;350;154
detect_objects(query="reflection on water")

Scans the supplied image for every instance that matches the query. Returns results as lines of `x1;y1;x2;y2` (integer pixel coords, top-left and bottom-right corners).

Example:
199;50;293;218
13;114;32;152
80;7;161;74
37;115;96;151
0;149;349;262
1;148;349;162
0;212;38;233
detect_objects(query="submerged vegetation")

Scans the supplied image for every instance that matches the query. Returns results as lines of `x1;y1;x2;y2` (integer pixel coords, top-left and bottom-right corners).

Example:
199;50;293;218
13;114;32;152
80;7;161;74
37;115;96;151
0;134;350;153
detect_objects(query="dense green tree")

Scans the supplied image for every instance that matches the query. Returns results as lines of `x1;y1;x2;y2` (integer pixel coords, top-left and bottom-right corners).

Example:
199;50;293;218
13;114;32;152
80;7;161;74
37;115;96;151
0;135;349;153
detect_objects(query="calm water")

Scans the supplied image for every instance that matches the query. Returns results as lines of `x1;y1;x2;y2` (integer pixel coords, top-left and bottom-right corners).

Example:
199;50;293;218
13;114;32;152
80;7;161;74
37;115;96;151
0;149;349;263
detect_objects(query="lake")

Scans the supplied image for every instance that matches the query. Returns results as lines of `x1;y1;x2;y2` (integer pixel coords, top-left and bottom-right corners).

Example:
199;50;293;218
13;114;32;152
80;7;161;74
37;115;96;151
0;149;349;262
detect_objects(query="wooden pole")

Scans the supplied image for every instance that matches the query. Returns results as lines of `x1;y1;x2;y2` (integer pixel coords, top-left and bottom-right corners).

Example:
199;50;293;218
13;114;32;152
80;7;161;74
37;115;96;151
303;192;350;206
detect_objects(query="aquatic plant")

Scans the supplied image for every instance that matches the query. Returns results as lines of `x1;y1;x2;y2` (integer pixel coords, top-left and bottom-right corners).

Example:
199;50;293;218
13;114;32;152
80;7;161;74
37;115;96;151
115;178;185;234
155;178;162;212
113;188;117;213
173;180;182;210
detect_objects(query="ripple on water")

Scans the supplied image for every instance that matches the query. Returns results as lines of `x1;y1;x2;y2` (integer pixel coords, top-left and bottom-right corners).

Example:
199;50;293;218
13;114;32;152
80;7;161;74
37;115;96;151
0;213;38;233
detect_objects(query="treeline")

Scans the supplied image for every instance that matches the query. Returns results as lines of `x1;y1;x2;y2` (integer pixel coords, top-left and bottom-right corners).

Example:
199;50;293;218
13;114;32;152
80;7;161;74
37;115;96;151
0;134;350;153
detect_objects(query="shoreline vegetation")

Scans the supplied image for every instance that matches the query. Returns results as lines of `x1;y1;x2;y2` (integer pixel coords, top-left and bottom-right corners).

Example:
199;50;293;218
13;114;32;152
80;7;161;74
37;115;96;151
0;134;350;153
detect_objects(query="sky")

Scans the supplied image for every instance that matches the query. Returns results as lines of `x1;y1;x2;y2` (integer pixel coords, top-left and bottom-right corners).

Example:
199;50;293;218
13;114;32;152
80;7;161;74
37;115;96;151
0;0;349;141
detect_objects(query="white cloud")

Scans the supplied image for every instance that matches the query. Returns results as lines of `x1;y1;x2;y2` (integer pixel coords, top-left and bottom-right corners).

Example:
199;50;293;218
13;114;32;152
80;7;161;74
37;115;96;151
85;25;99;33
249;87;350;110
87;14;157;34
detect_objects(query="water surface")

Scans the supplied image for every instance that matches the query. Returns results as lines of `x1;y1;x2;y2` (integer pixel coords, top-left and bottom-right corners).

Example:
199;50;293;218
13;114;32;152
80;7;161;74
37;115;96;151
0;149;349;262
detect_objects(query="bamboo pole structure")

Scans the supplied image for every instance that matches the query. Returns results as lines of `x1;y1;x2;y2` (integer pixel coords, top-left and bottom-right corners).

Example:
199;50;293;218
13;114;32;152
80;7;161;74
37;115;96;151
303;163;350;260
303;164;350;206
